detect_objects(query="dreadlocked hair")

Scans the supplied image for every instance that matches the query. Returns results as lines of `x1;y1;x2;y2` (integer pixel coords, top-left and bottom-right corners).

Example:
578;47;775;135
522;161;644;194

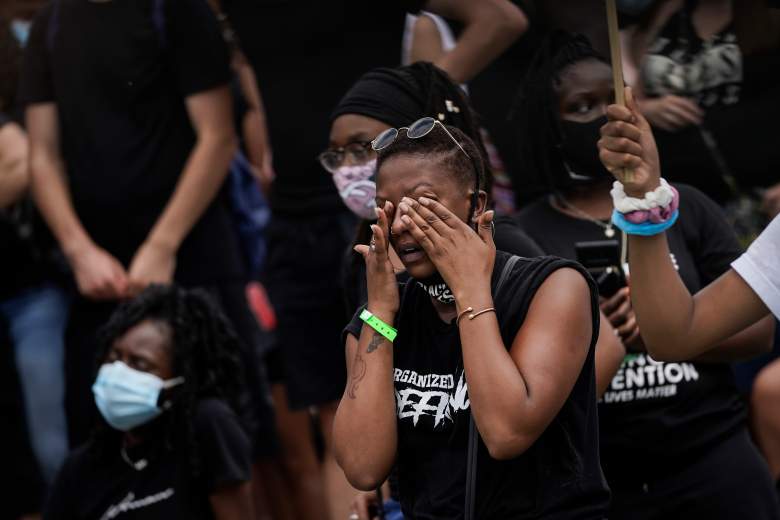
90;284;245;476
511;32;607;197
396;62;493;193
376;123;484;202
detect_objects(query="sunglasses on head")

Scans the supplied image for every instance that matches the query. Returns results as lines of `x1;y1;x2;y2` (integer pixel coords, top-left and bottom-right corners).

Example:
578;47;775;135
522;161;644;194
371;117;470;156
371;117;481;207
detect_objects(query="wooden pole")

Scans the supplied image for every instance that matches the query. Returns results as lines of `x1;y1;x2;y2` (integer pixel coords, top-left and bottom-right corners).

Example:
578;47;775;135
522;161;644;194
605;0;633;182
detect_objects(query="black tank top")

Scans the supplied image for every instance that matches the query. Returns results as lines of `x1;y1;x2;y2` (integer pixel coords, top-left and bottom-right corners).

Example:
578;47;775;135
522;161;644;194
345;252;610;519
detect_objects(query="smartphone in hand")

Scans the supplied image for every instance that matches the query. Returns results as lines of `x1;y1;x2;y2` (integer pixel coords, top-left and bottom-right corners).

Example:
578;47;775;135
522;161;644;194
575;239;627;297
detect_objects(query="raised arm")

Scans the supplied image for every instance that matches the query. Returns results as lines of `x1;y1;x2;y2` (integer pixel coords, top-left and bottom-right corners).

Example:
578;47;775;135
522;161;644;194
27;103;128;300
598;88;771;361
424;0;528;83
127;85;237;295
399;197;593;459
408;13;447;65
458;266;593;459
0;121;29;209
333;204;399;491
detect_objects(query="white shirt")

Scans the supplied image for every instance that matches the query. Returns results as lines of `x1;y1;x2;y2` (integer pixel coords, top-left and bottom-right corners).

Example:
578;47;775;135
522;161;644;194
732;215;780;319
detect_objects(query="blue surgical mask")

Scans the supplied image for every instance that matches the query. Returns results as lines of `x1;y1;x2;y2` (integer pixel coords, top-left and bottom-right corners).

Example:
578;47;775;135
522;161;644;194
11;19;32;47
92;361;185;432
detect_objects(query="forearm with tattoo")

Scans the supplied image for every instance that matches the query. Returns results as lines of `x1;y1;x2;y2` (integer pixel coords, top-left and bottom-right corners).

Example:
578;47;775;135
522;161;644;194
347;331;389;399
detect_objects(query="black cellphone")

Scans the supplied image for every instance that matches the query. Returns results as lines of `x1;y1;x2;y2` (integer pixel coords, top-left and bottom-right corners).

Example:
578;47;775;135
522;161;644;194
575;240;627;298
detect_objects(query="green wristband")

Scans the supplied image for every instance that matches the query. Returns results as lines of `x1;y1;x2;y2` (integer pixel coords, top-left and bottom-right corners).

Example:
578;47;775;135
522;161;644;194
359;309;397;343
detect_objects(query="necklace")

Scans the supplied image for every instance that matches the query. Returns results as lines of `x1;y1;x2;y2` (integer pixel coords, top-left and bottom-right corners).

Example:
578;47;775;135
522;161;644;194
120;444;148;472
554;195;616;238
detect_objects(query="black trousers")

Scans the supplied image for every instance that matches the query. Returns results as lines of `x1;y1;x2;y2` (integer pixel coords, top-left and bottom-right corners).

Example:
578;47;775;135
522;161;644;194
609;429;780;520
262;211;356;409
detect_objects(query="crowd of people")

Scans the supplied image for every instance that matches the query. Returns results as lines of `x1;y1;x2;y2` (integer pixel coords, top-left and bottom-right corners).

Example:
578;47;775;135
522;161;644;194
0;0;779;519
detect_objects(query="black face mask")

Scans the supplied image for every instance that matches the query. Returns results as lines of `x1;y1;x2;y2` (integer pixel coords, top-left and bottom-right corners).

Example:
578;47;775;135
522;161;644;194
558;116;612;183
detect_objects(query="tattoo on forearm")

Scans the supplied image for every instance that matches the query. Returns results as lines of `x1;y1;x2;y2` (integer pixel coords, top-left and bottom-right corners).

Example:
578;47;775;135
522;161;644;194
366;331;387;353
347;349;366;399
347;332;387;399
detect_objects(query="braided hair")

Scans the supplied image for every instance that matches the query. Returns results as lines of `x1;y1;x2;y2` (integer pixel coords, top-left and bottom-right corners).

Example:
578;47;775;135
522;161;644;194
400;62;492;192
90;285;245;475
511;32;607;196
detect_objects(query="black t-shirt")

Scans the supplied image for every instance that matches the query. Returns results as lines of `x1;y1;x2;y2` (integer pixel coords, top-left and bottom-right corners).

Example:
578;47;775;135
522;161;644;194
340;216;545;320
19;0;244;285
515;184;746;484
44;399;251;520
223;0;424;215
345;252;610;519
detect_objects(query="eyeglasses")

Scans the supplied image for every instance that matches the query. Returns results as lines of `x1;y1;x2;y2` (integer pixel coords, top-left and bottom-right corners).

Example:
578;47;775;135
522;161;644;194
372;117;481;198
318;141;375;174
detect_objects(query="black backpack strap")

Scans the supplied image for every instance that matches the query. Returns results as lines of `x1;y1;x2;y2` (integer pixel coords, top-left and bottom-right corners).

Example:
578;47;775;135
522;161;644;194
465;255;521;520
465;415;478;520
496;254;521;294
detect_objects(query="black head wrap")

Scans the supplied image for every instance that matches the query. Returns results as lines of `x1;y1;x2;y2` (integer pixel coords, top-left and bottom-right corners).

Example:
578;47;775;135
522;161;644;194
330;62;492;191
331;66;426;128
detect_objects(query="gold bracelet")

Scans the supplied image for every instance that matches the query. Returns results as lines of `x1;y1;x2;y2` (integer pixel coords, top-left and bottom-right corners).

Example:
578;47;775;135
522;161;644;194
456;306;496;326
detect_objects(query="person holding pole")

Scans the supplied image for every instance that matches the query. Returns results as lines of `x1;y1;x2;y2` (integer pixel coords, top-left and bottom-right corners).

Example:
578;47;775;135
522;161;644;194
513;29;777;519
599;87;780;361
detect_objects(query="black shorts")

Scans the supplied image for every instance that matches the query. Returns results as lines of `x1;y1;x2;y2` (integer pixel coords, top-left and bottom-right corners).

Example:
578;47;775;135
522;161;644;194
210;282;279;458
263;211;357;409
609;428;780;519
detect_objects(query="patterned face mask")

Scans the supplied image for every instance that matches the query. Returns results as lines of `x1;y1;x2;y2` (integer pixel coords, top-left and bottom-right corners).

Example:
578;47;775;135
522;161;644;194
416;273;456;304
332;159;377;220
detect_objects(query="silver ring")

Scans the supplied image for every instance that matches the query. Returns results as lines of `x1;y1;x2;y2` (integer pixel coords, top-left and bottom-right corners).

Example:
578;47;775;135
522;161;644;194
349;514;359;520
370;243;376;252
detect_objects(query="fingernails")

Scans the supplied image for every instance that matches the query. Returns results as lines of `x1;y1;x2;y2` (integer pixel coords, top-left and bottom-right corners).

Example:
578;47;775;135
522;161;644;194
374;207;382;218
418;197;430;206
401;215;412;224
398;202;409;213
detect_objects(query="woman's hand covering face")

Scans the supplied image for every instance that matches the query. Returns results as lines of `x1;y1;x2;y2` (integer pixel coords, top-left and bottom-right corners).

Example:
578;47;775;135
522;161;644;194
397;195;496;302
354;202;400;315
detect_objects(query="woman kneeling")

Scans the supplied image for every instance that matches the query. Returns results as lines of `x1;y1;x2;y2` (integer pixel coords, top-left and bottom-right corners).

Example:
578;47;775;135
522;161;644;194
333;121;609;519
